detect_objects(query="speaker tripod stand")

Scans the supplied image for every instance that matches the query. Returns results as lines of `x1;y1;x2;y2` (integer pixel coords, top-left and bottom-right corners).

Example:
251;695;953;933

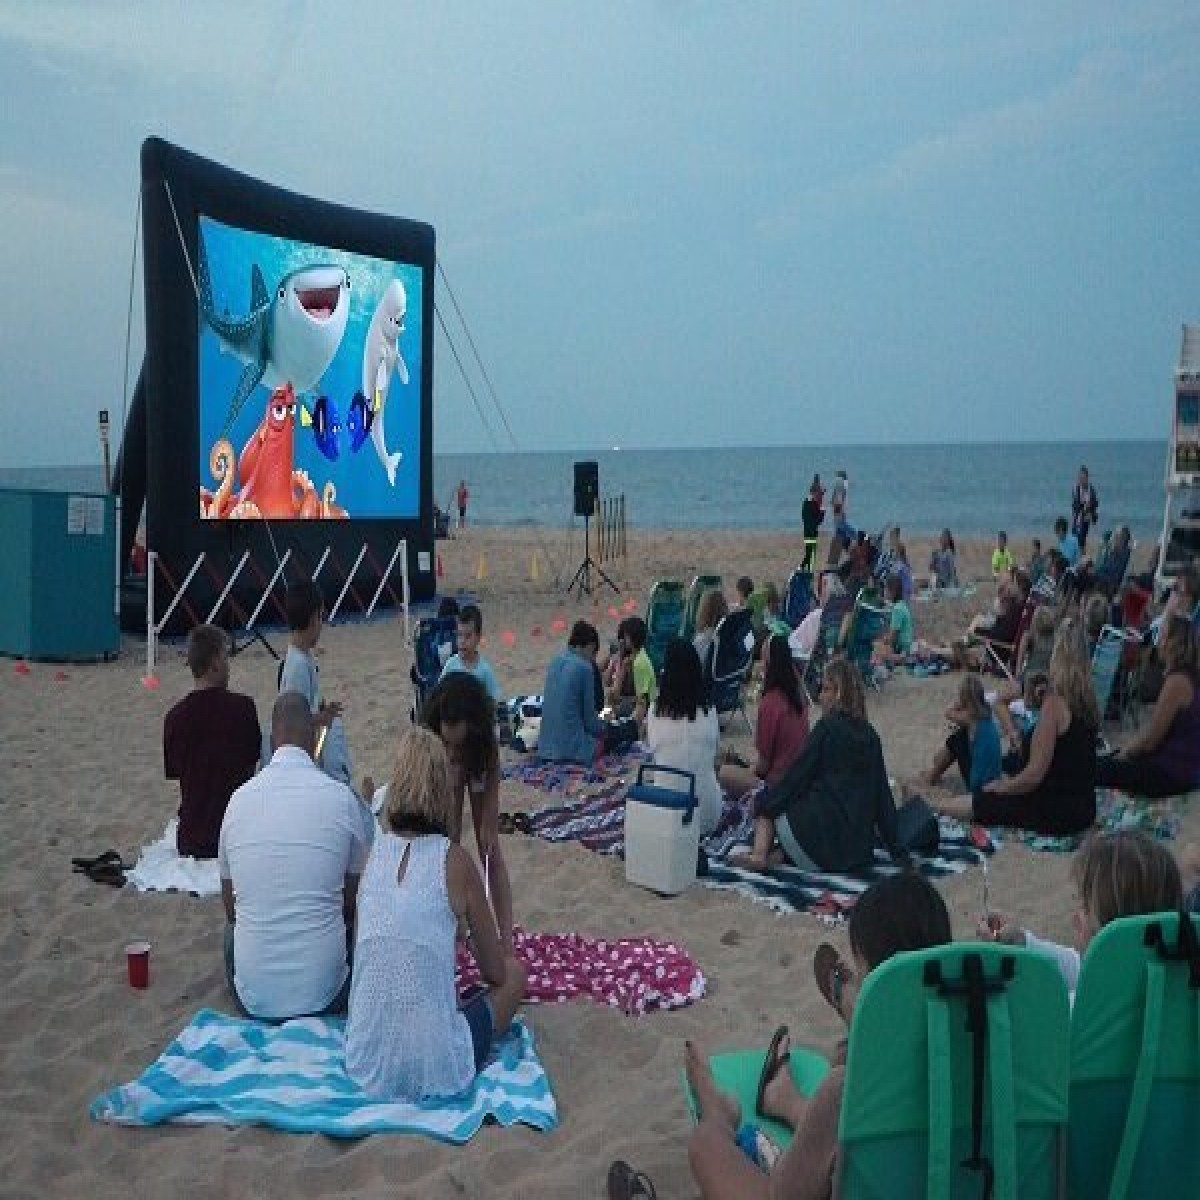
566;512;619;598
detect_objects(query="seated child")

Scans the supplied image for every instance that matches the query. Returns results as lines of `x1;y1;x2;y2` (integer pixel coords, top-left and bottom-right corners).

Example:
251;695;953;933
346;728;526;1100
606;616;657;730
873;573;914;666
920;674;1002;794
761;582;792;640
982;829;1182;997
163;624;261;859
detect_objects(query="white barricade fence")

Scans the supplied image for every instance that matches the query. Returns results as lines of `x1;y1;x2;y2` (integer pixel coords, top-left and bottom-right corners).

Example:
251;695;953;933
143;540;410;678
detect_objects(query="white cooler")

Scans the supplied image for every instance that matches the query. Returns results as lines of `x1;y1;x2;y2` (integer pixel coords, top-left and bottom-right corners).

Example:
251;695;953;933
624;764;699;895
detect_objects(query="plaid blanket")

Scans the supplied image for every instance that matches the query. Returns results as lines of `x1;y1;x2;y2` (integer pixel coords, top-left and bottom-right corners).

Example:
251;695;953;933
527;789;993;918
1010;788;1184;853
701;817;994;919
501;743;648;798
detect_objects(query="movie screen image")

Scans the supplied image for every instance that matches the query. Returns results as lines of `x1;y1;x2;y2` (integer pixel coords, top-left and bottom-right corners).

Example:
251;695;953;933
197;215;423;521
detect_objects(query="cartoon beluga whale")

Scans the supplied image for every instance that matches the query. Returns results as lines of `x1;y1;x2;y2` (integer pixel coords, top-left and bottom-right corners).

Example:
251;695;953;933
197;233;351;434
361;280;409;485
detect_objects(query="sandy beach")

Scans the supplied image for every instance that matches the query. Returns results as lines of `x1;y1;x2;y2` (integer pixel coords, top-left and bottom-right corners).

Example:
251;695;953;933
1;527;1193;1199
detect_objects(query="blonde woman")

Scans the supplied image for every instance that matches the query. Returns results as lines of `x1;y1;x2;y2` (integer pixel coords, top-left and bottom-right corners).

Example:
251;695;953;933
692;587;729;682
346;728;526;1101
933;618;1097;835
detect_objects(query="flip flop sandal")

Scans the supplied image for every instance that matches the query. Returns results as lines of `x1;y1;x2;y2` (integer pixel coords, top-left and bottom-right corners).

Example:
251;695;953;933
606;1159;657;1200
754;1024;791;1118
813;943;847;1017
84;861;127;887
71;849;123;873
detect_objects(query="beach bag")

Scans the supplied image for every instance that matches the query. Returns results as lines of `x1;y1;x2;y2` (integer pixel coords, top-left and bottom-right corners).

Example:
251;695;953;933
603;716;639;753
895;796;939;856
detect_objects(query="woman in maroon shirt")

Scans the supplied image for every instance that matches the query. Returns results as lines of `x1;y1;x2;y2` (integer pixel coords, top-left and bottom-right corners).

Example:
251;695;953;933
719;635;809;802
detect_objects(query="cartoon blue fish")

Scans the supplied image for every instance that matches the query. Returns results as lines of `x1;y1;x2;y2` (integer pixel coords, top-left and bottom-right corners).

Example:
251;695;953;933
346;391;374;453
300;394;340;461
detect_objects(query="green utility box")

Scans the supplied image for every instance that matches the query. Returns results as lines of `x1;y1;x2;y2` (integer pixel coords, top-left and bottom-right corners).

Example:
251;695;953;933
0;489;120;660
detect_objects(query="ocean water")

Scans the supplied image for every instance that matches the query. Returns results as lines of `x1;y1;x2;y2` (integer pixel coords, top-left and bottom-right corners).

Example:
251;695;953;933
2;440;1169;538
434;441;1169;538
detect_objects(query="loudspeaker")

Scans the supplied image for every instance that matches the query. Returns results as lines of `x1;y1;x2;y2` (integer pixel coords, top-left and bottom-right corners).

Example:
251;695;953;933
573;460;599;518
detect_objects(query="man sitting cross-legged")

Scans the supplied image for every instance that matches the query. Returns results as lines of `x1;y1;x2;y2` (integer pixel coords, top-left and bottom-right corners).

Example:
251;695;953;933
163;623;261;859
219;692;371;1021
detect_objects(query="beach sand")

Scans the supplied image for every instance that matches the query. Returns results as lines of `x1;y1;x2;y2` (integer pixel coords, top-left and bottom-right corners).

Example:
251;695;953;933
1;528;1192;1198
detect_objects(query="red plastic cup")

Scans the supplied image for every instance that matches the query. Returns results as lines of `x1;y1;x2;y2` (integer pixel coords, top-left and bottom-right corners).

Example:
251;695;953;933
125;941;151;989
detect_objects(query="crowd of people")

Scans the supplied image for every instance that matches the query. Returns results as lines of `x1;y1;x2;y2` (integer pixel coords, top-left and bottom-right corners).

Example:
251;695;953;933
155;464;1200;1197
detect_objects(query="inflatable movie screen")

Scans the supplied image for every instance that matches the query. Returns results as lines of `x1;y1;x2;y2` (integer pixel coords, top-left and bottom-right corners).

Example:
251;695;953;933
197;216;423;522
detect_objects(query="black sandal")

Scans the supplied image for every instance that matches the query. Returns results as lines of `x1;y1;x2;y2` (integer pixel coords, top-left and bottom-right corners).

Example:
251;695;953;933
755;1024;791;1118
72;850;124;873
607;1160;657;1199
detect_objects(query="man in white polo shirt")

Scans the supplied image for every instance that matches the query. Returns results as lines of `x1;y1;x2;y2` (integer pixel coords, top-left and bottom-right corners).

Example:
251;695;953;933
219;691;370;1020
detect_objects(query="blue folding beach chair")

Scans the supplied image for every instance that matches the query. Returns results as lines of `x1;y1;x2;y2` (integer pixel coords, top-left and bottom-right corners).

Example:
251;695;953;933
784;568;814;628
409;616;457;719
844;593;890;690
710;608;755;731
1091;624;1125;724
645;580;686;676
800;591;854;701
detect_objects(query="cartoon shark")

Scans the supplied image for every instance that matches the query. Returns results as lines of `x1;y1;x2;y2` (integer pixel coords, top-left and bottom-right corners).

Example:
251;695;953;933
197;232;351;434
361;280;409;485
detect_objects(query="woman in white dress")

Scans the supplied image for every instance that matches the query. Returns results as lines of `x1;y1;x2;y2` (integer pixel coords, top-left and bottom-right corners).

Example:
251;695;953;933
346;728;526;1101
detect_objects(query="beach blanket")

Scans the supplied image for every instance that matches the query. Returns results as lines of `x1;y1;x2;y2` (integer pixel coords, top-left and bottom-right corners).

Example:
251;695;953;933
89;1009;557;1140
526;788;755;857
502;743;647;798
1009;788;1184;853
455;927;704;1015
700;817;995;919
125;819;221;897
526;790;992;919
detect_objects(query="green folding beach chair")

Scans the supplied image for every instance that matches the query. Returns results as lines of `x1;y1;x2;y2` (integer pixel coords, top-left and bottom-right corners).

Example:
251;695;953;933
680;573;722;644
838;944;1070;1200
644;579;686;676
1067;911;1200;1200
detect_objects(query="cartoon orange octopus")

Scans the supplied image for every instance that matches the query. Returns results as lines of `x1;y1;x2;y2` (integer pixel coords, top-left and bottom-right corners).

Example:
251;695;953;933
200;383;341;520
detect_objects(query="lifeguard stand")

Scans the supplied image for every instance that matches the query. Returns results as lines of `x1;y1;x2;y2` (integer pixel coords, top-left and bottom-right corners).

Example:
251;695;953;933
1155;324;1200;595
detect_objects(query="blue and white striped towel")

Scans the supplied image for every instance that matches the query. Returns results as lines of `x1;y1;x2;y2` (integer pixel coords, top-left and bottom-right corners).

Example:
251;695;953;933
90;1009;558;1141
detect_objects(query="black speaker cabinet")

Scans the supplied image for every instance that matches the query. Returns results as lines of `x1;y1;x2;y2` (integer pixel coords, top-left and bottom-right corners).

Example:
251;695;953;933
573;460;599;517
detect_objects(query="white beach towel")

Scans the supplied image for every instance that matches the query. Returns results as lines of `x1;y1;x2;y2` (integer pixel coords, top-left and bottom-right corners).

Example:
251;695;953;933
125;819;221;897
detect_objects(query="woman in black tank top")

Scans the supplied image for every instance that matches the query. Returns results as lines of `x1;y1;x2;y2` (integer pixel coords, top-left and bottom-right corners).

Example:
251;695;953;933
935;618;1097;836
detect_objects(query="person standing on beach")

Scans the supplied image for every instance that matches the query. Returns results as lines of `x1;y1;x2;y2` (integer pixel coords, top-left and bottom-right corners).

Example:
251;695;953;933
826;470;850;566
163;624;261;859
801;475;825;571
1071;465;1099;552
456;479;470;530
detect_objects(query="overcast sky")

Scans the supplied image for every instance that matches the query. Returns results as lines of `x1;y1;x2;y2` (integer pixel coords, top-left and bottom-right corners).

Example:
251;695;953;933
1;2;1198;465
